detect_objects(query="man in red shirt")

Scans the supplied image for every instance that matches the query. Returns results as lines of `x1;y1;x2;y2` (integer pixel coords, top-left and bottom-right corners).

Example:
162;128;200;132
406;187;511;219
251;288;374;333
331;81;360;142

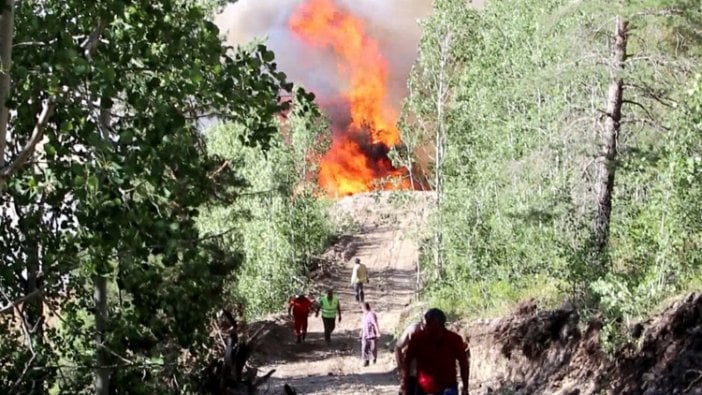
288;292;313;344
401;308;470;395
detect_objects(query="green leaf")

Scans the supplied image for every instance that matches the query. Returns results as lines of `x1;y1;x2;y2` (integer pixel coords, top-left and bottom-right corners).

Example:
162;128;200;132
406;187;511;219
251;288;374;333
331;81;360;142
87;175;98;190
74;175;85;187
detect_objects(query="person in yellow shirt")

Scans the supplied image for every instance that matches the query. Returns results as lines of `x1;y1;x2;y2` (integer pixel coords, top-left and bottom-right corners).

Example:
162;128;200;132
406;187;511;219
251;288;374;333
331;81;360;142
350;257;369;303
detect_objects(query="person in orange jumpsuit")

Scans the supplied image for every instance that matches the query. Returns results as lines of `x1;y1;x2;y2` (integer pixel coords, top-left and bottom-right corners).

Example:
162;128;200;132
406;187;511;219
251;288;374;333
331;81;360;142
288;292;314;343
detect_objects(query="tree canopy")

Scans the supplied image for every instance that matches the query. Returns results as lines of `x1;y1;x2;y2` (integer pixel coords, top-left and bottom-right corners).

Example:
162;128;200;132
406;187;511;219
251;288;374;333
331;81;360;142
0;1;328;393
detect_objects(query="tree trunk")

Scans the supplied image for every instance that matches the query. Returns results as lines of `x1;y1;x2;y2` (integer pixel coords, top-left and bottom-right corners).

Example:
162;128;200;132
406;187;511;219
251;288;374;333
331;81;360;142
25;222;45;394
407;151;415;191
593;17;628;264
94;272;109;395
95;97;112;395
0;0;15;174
433;134;443;282
433;31;452;282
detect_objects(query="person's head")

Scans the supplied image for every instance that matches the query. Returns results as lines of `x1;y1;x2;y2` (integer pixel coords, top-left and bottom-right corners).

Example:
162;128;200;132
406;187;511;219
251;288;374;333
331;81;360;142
363;302;371;311
354;257;361;265
326;288;333;298
423;308;447;336
295;290;305;299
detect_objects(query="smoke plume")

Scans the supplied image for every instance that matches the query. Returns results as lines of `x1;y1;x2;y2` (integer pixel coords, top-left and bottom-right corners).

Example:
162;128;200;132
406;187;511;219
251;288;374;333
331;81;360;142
214;0;432;196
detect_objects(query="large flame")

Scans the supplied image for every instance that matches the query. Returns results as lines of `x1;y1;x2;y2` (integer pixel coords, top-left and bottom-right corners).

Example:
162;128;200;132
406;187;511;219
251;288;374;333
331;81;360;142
289;0;410;196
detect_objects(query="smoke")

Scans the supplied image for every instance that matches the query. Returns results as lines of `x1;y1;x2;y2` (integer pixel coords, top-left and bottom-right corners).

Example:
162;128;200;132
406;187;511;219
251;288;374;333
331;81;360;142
214;0;432;104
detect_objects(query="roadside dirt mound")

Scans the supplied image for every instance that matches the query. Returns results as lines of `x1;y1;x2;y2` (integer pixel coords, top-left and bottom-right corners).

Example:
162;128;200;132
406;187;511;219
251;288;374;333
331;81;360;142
460;293;702;395
611;292;702;395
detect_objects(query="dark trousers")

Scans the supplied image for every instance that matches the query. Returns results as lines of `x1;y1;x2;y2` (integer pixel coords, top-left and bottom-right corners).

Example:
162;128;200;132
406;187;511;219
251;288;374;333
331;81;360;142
406;376;417;395
354;282;364;302
322;317;336;342
415;383;458;395
361;337;377;362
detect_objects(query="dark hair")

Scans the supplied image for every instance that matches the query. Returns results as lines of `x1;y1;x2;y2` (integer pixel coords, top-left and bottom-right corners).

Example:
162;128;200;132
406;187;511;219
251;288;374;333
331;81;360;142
424;308;447;326
364;302;371;311
355;257;361;264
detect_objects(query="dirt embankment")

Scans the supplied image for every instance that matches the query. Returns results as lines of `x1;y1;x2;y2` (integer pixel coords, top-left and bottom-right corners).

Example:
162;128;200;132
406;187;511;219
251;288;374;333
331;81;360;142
461;294;702;395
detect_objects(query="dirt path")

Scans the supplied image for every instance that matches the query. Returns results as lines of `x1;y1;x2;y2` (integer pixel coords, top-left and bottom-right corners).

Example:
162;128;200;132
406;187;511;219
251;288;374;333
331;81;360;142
253;192;433;394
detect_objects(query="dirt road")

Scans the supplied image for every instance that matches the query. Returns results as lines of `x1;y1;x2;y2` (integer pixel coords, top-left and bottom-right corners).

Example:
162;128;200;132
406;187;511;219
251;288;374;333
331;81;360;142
254;192;433;394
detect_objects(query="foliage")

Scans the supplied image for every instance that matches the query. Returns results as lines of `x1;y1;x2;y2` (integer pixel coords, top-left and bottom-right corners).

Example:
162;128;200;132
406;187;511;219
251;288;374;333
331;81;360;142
406;0;702;337
199;87;333;319
0;0;295;393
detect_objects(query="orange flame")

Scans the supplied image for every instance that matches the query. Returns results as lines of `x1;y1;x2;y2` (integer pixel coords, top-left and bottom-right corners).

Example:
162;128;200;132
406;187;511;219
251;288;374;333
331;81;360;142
289;0;410;196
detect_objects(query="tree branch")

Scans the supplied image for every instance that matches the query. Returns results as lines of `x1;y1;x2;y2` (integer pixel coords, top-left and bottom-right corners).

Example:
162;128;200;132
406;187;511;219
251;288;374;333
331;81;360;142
208;160;230;180
12;39;58;48
624;82;677;108
0;97;55;180
81;19;108;59
0;289;43;315
622;99;655;121
0;17;109;186
12;310;37;391
30;361;176;371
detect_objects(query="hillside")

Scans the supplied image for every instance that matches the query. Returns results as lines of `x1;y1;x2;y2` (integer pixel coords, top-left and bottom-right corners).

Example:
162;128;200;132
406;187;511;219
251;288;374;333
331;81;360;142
248;191;702;395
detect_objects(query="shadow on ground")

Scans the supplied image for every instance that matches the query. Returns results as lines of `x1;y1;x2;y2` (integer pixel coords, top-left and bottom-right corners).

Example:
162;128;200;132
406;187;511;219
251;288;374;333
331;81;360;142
264;370;400;394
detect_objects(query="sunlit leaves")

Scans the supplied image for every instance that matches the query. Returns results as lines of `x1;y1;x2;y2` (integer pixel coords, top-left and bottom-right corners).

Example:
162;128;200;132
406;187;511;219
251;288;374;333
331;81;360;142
409;0;702;320
1;0;294;392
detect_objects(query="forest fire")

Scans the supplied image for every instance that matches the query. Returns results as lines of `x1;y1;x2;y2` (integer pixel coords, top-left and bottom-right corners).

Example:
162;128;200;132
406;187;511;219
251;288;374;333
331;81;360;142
289;0;410;196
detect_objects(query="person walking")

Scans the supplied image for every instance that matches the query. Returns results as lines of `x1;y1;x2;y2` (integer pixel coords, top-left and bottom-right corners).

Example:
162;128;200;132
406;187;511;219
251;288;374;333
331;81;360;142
395;319;423;394
315;288;341;343
288;291;313;344
400;308;470;395
360;302;380;367
350;257;369;302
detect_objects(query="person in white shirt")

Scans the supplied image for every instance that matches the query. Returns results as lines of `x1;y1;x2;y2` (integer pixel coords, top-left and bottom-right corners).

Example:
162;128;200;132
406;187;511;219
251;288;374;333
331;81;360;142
350;257;369;303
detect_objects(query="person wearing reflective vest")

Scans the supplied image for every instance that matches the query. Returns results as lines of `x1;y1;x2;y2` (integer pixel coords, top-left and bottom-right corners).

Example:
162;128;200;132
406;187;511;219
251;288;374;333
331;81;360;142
315;288;342;343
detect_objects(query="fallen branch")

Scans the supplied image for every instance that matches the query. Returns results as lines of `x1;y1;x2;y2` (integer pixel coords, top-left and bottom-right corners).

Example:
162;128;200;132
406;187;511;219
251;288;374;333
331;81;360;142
685;369;702;393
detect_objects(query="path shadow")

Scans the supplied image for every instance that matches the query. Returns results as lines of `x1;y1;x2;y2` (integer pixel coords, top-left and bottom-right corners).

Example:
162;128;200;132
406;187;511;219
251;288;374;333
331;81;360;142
264;370;400;395
256;327;396;366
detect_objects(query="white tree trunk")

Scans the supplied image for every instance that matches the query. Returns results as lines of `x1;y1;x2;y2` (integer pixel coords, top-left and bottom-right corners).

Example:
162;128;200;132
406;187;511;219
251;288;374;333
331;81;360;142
433;31;452;281
0;0;15;170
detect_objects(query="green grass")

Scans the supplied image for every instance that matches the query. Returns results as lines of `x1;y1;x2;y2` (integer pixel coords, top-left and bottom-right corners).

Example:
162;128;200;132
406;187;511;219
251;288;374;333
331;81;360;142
427;274;565;321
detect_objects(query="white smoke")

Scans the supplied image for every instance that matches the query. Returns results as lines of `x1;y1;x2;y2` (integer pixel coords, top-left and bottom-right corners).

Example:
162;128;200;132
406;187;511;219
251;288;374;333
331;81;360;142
214;0;433;104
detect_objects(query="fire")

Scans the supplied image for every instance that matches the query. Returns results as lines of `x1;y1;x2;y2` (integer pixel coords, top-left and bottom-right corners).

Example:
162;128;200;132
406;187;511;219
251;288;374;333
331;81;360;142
289;0;410;196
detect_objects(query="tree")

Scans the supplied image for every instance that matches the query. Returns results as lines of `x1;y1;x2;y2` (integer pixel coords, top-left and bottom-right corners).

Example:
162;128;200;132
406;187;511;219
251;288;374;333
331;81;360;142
404;0;702;321
592;17;628;268
403;0;478;281
200;86;333;319
0;1;291;393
